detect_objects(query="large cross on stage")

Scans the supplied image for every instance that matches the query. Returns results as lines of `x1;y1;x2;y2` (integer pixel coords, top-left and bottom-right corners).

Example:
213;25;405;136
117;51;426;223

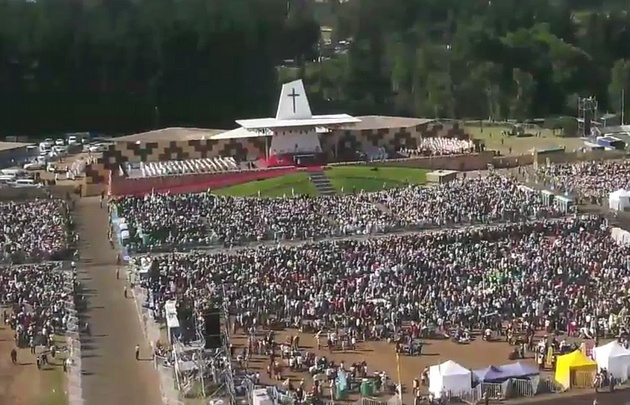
288;88;300;114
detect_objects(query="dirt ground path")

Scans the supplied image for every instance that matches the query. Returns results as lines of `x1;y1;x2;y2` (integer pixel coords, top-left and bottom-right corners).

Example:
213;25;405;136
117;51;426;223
232;327;630;405
75;196;162;405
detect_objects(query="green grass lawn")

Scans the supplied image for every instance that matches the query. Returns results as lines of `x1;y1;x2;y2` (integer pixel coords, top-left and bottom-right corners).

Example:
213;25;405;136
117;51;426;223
326;166;427;193
464;125;584;155
213;173;317;197
214;166;427;197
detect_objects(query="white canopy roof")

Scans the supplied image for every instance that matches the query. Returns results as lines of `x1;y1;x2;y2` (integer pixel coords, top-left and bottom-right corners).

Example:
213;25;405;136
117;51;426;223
595;341;630;359
212;126;333;140
236;79;360;130
609;189;630;211
594;341;630;382
610;189;630;198
428;360;473;398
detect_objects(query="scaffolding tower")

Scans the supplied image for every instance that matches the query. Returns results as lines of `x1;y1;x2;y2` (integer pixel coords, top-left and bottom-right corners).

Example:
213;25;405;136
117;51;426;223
577;96;598;137
221;298;237;403
170;295;237;404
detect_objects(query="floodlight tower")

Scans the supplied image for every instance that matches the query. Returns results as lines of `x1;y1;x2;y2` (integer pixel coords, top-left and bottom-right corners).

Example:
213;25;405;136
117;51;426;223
577;96;598;137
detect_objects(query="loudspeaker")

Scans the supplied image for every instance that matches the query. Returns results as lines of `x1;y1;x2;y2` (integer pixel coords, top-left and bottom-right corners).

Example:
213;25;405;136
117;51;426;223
584;109;592;136
203;312;222;349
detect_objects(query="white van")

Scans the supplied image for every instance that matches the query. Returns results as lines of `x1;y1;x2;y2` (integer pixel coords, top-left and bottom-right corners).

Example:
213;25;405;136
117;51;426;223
39;141;52;152
0;174;16;183
12;178;37;187
1;168;27;177
23;161;45;171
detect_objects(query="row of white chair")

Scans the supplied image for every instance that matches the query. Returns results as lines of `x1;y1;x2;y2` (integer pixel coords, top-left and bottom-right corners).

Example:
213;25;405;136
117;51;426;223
364;146;389;161
136;157;238;178
401;138;474;155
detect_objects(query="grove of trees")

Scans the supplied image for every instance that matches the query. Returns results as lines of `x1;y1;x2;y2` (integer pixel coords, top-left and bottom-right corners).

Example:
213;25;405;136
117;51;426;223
1;0;630;136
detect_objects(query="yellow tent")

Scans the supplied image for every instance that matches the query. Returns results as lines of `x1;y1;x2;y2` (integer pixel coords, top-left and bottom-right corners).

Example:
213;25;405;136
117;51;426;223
555;349;597;389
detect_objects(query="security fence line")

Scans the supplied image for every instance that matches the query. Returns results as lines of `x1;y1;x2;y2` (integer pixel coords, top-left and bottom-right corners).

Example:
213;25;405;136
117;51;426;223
131;281;183;405
63;264;84;405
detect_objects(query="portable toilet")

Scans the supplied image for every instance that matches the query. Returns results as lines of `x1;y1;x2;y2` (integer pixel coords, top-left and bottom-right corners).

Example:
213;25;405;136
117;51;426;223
541;190;554;206
554;195;576;213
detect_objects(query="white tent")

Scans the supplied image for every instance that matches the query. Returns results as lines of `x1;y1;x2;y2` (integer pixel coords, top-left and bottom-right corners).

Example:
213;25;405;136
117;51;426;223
611;227;630;246
609;189;630;211
429;360;473;398
594;341;630;382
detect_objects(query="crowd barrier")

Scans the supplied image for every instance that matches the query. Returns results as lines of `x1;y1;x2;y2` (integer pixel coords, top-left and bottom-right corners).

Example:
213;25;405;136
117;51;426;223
111;210;570;256
356;397;400;405
108;205;130;262
457;376;569;404
131;280;182;405
266;386;302;405
63;266;84;405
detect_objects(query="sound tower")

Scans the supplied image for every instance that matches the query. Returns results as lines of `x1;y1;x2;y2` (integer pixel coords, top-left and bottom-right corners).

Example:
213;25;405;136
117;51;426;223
578;96;598;137
203;307;222;349
584;108;592;136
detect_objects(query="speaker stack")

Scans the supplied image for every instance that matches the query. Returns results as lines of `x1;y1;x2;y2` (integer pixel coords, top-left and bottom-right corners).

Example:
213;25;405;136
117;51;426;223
203;308;222;349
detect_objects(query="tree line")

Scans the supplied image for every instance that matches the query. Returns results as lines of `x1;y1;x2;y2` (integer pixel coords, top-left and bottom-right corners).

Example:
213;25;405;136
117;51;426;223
0;0;629;136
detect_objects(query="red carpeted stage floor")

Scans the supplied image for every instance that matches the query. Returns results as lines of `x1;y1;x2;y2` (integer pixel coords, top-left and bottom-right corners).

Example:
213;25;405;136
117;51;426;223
110;166;310;196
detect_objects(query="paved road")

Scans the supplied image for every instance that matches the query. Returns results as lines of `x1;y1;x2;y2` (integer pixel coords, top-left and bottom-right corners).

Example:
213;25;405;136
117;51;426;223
75;196;162;405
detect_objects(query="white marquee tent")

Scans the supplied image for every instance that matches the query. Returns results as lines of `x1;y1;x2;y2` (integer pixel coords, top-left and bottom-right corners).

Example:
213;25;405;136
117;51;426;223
611;227;630;246
609;189;630;211
594;341;630;382
429;360;473;398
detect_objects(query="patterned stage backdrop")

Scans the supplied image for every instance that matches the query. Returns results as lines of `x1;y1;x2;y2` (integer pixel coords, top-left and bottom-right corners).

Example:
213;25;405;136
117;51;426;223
85;121;468;185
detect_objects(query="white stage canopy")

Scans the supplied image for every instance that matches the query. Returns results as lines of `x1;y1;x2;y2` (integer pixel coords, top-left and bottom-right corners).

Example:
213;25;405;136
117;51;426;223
236;79;360;130
428;360;473;398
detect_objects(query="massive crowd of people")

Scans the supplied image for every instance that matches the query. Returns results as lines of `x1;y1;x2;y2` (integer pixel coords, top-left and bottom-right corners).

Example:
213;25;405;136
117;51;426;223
112;175;567;252
534;160;630;202
1;263;75;362
0;199;72;263
135;215;630;343
114;161;630;403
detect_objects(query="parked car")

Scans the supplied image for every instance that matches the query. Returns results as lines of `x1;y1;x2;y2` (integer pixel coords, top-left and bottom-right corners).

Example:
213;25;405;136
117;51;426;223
52;145;68;155
10;178;39;188
23;161;45;171
88;143;110;153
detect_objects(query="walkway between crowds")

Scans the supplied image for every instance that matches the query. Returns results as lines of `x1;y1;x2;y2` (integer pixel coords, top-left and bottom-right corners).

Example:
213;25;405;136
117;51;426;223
131;216;576;259
75;196;162;405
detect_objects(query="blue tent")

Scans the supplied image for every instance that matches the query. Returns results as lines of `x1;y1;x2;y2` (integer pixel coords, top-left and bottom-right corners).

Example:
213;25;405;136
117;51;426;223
474;362;539;383
499;362;539;379
474;366;510;383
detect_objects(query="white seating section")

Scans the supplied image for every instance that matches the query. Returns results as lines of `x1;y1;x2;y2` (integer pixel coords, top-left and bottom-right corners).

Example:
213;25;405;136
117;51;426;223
364;146;388;161
401;138;474;156
130;157;239;178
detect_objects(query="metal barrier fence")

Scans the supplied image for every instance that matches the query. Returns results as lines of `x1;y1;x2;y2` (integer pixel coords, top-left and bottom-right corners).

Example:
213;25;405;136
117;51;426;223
353;395;401;405
131;284;183;405
458;377;568;404
266;386;298;405
535;377;566;394
63;266;84;405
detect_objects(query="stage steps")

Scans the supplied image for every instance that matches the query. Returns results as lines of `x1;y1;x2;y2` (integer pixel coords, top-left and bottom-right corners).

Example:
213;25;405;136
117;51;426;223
308;170;336;195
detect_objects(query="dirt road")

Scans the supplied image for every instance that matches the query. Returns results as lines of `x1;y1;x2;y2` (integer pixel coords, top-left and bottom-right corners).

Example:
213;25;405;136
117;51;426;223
75;196;162;405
